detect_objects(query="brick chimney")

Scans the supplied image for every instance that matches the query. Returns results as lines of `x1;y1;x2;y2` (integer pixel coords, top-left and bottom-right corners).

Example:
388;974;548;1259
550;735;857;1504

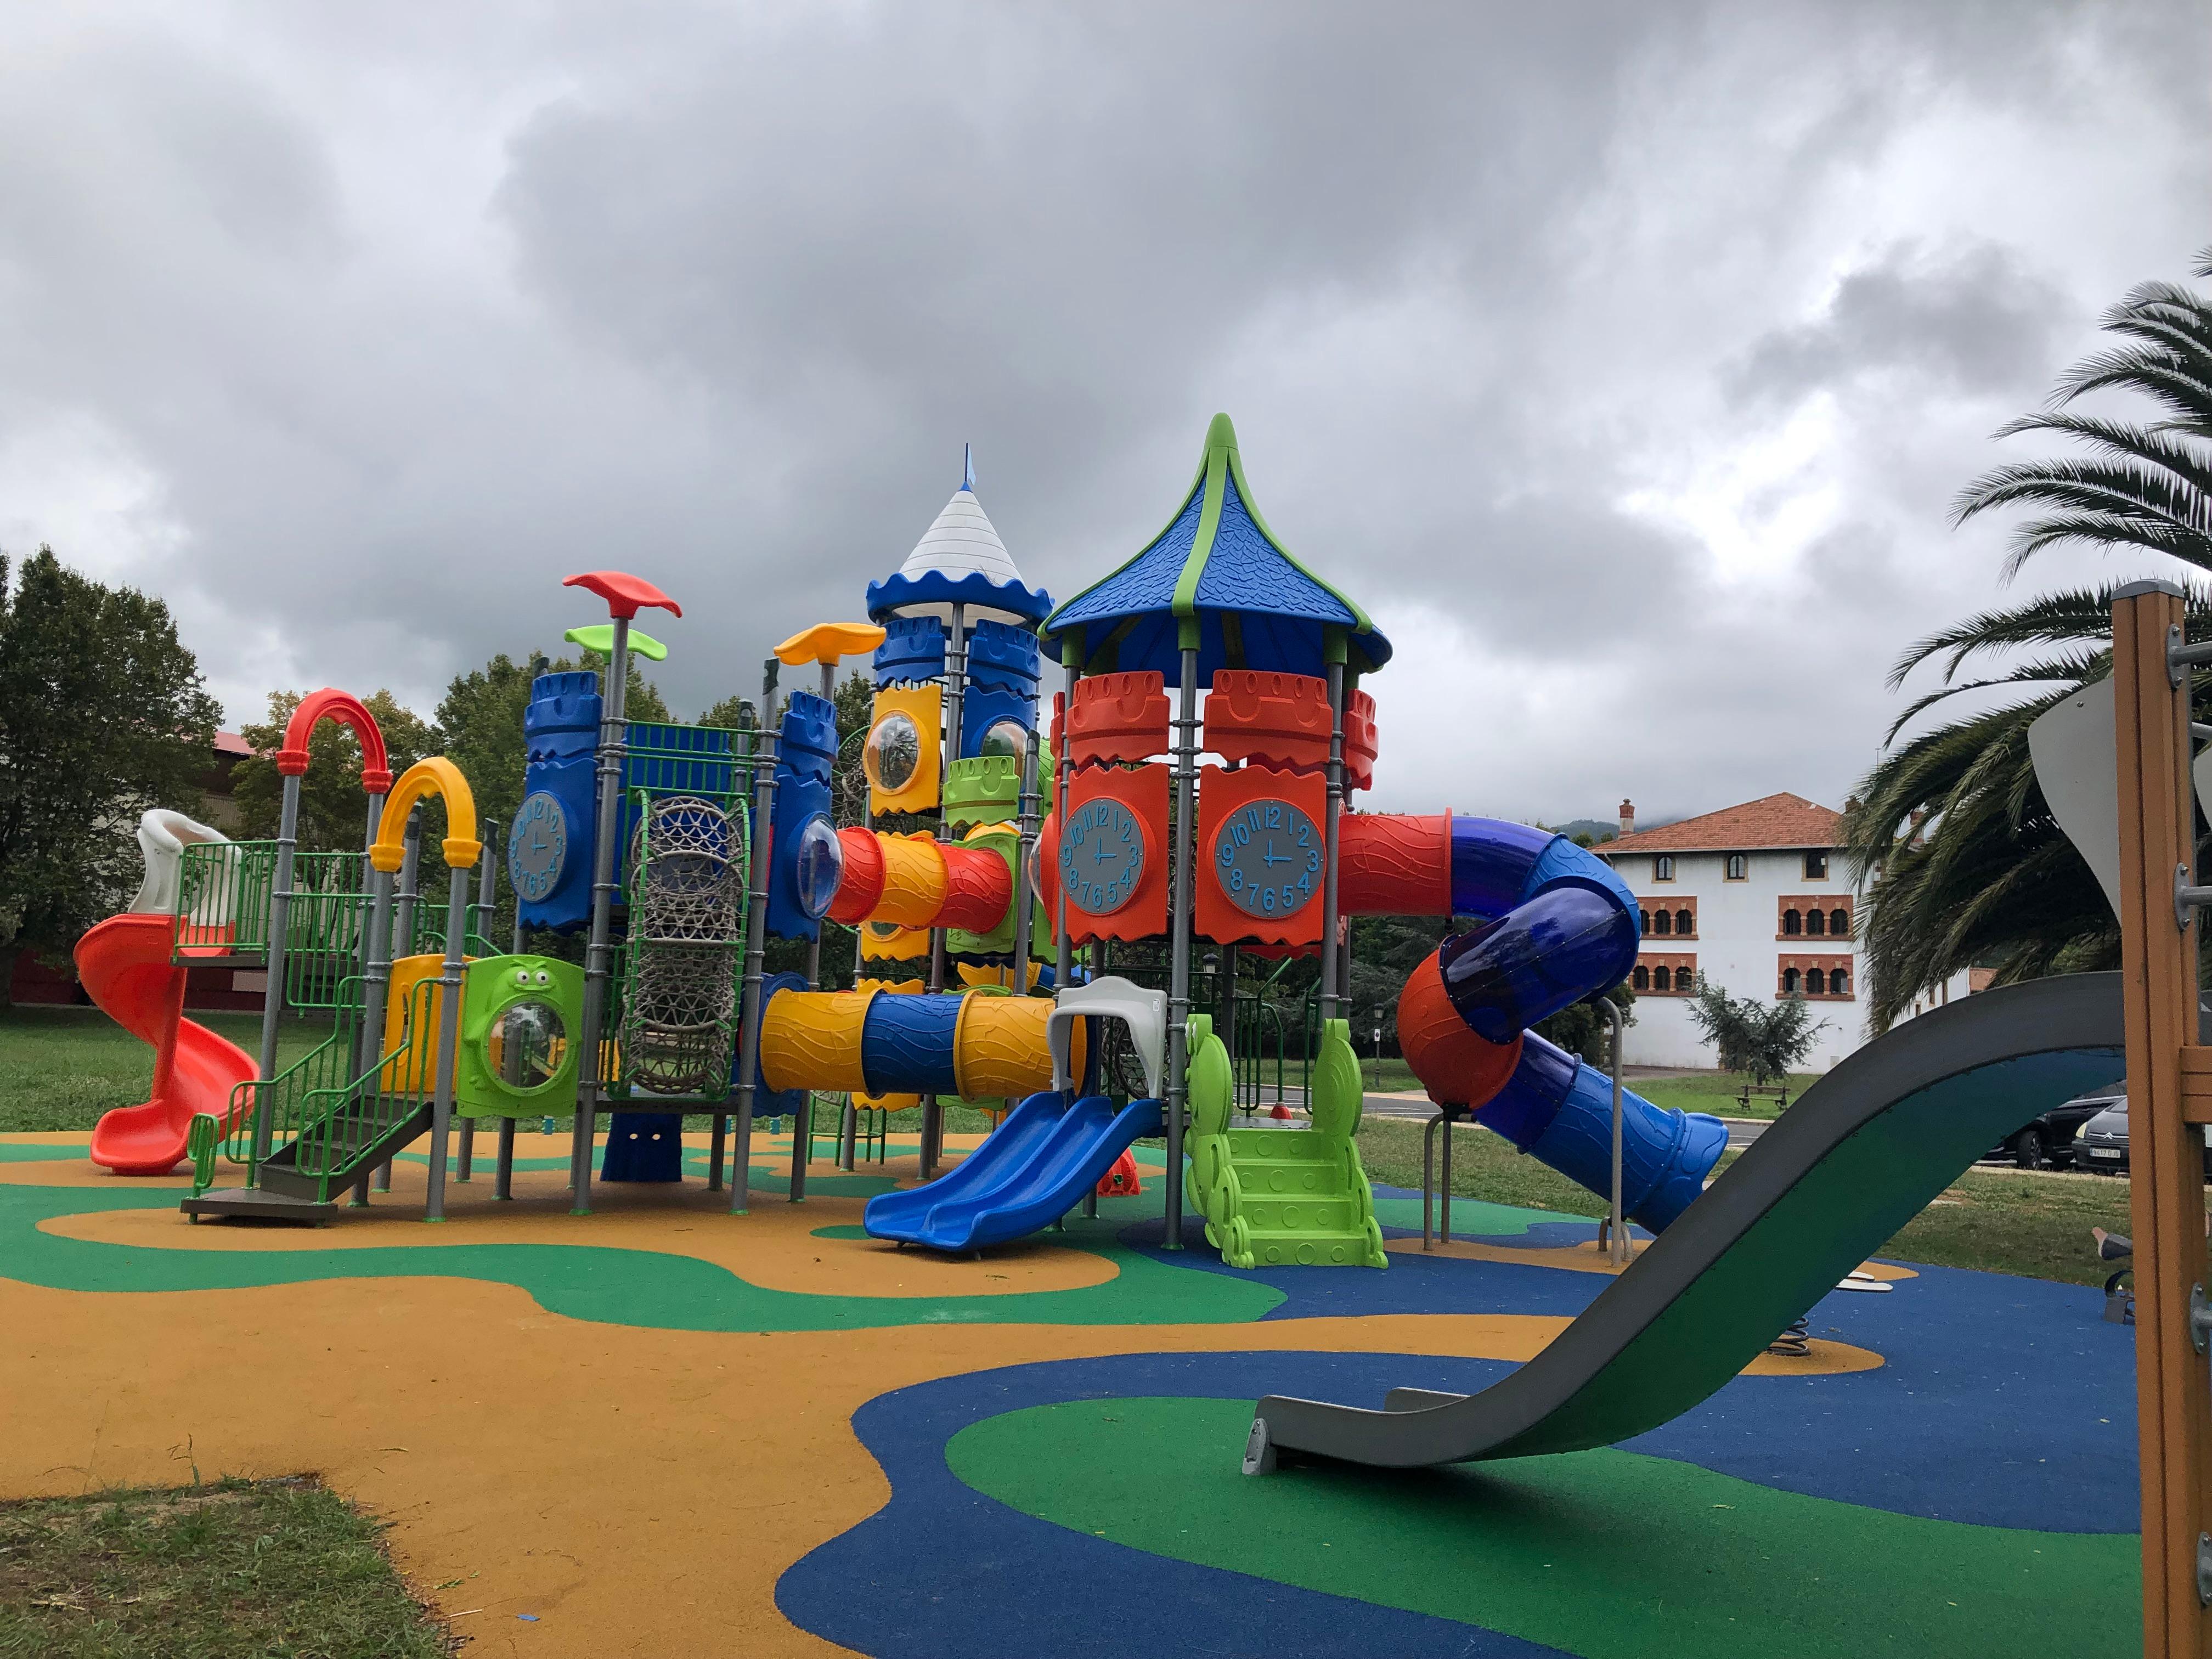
1618;798;1635;837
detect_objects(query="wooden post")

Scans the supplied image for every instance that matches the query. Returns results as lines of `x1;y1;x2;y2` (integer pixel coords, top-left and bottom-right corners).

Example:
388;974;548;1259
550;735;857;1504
2112;578;2212;1658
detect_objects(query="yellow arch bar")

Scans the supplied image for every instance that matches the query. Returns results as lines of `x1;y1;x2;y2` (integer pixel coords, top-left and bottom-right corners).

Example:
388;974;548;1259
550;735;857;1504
370;757;482;872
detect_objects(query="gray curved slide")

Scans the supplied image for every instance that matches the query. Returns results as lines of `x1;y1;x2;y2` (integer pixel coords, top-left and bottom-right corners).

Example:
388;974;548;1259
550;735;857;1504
1246;972;2125;1472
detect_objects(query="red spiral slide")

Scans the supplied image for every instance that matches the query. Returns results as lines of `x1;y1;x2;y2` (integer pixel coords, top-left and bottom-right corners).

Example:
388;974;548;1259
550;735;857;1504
81;912;256;1175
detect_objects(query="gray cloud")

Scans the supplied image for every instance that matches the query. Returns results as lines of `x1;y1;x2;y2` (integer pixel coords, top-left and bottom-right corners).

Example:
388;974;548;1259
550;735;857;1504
0;0;2205;830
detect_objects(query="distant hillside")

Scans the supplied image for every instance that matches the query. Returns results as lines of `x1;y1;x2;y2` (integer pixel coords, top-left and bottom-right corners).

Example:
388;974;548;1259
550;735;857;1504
1547;815;1682;844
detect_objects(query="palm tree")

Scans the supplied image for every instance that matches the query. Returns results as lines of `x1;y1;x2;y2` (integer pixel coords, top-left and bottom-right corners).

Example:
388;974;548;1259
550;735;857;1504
1847;247;2212;1029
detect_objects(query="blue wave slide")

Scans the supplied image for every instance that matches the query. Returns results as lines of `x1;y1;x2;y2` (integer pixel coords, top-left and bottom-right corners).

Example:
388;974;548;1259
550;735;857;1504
863;1091;1165;1251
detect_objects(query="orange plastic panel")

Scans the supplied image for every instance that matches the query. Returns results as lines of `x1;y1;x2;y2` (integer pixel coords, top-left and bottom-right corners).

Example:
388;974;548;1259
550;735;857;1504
827;826;887;924
1340;812;1451;916
1195;765;1326;947
1397;952;1521;1109
1344;688;1378;792
938;840;1015;934
1202;670;1331;772
1067;672;1170;766
278;687;393;792
1060;764;1170;943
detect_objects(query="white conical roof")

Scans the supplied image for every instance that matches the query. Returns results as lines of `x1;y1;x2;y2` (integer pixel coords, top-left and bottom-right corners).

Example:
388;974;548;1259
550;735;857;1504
899;487;1023;586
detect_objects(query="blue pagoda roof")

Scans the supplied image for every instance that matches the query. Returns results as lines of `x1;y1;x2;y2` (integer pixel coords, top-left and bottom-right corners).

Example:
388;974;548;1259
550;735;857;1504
1039;414;1390;683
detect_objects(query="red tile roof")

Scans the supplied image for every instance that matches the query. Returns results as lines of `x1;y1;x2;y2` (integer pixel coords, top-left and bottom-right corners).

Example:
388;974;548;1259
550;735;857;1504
213;731;255;757
1601;792;1842;856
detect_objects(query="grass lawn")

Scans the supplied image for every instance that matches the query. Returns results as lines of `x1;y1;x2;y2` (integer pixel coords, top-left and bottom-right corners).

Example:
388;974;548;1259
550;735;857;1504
1358;1057;1818;1121
1357;1110;2158;1288
0;1476;448;1658
0;1006;334;1134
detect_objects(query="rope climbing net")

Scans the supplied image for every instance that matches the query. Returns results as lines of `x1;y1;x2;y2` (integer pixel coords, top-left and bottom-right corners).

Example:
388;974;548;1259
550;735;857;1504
620;794;744;1096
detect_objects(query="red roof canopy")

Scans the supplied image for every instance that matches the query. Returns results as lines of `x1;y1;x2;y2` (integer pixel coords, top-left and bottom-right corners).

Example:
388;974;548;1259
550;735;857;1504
1601;792;1842;855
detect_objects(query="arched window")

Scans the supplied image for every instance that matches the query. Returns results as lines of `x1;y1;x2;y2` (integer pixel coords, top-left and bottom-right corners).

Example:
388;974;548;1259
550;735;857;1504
1656;856;1676;882
1806;908;1826;936
1632;964;1649;990
1782;909;1801;935
1652;965;1671;991
1807;967;1827;995
1831;967;1850;996
1781;967;1799;994
1639;909;1651;933
1830;907;1850;937
1653;909;1672;935
1675;909;1694;936
1726;854;1748;881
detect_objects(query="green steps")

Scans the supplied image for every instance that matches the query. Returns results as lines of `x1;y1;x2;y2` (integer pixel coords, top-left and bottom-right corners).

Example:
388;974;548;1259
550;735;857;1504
1184;1015;1387;1271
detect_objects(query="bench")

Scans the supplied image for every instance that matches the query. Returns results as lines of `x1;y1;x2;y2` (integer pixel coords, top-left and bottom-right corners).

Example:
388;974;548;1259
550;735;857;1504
1736;1082;1790;1111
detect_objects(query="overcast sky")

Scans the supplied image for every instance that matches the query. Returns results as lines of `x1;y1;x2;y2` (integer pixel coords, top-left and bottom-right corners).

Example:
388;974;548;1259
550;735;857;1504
3;2;2207;823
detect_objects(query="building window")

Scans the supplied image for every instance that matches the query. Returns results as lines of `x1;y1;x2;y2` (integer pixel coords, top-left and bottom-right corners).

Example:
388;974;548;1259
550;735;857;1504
1652;909;1672;935
1655;856;1675;882
1632;964;1650;990
1805;907;1826;936
1652;965;1671;991
1781;967;1799;994
1675;907;1694;937
1782;908;1801;935
1830;907;1850;938
1638;908;1651;933
1804;851;1829;880
1806;967;1827;995
1831;967;1851;996
1725;853;1748;881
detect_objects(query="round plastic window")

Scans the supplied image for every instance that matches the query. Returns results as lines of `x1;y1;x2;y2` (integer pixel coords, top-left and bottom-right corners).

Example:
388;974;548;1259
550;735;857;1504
490;999;567;1092
864;713;921;793
791;813;844;919
979;719;1029;761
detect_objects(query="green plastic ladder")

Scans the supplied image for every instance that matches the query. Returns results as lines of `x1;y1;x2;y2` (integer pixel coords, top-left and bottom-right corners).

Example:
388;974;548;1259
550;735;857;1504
1187;1014;1387;1269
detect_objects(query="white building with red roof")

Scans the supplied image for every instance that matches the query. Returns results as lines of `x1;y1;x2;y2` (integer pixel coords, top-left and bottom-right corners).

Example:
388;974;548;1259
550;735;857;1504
1596;792;1972;1070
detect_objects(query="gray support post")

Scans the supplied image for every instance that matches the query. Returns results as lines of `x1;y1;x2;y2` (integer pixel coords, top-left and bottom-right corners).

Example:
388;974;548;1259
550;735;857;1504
730;662;781;1215
1605;997;1628;1266
475;819;500;950
392;809;423;960
569;614;634;1215
919;602;968;1180
357;789;386;984
424;862;471;1221
1051;661;1077;1088
252;772;303;1166
1163;645;1200;1250
1318;661;1347;1022
494;1116;515;1200
350;844;395;1215
1011;701;1041;992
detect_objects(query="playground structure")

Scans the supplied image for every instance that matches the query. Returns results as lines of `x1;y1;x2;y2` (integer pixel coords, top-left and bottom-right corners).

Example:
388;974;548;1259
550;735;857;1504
87;416;1732;1269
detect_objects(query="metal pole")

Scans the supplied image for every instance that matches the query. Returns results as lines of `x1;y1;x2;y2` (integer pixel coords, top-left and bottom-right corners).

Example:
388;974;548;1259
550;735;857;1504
1317;661;1347;1022
474;819;500;951
424;862;470;1221
730;661;781;1215
919;604;967;1180
376;807;421;1193
252;772;303;1166
569;615;634;1215
1605;997;1627;1267
494;1116;515;1200
1441;1114;1453;1244
1010;702;1042;992
1423;1114;1438;1250
351;850;396;1208
1051;672;1076;1082
1163;645;1200;1250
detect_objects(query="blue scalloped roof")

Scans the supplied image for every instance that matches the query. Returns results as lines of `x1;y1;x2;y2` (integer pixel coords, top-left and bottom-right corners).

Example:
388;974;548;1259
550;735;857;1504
1040;414;1390;682
866;567;1052;625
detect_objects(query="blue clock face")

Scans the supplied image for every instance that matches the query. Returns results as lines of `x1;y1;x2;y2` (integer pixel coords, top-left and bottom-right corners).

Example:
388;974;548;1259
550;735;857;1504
508;791;568;904
1214;798;1321;918
1060;798;1146;916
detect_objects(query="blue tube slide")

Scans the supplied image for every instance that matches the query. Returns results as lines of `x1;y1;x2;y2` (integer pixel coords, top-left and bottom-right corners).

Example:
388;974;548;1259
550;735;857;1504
1416;817;1724;1231
1476;1029;1727;1232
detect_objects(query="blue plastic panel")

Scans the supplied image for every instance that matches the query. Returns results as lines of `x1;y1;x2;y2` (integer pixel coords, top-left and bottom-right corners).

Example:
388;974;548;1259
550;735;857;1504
1447;816;1553;921
965;617;1042;693
1437;885;1641;1042
859;992;964;1097
516;672;601;933
875;616;946;687
765;691;838;943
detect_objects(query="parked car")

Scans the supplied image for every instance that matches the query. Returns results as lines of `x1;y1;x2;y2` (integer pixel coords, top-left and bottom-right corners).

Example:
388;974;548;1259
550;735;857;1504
2072;1096;2212;1178
1985;1079;2124;1170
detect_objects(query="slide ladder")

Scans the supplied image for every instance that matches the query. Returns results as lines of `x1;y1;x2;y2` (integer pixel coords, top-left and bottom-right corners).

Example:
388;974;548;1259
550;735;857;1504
1188;1015;1387;1269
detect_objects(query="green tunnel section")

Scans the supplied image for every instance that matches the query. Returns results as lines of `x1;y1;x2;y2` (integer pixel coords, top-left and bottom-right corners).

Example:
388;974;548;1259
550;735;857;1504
949;1396;2138;1659
0;1184;1282;1334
